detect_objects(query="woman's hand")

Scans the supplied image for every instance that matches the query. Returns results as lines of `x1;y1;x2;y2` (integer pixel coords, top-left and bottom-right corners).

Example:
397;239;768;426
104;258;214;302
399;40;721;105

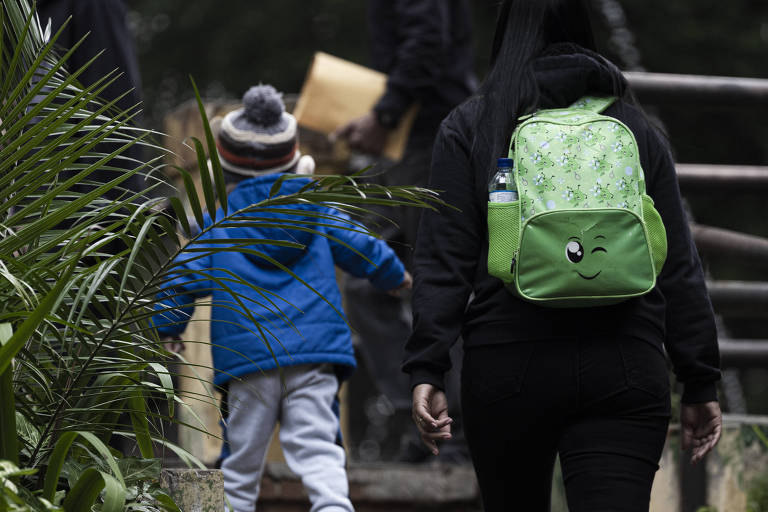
681;401;722;464
411;383;453;456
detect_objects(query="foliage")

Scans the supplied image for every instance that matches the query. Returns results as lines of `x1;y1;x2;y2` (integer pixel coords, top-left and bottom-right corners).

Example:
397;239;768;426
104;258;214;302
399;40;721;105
125;0;768;165
0;460;60;511
746;427;768;512
748;471;768;512
1;0;442;509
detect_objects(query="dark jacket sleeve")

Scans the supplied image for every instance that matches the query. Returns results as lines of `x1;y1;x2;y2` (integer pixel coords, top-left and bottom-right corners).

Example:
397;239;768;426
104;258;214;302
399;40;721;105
374;0;450;125
645;127;721;403
402;119;480;390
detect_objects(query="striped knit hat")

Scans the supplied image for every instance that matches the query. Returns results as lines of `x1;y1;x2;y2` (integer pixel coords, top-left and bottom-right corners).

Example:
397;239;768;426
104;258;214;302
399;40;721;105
215;85;301;176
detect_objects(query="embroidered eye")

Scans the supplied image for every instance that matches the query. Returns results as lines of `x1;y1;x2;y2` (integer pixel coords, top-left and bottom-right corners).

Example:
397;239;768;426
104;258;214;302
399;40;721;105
565;241;584;263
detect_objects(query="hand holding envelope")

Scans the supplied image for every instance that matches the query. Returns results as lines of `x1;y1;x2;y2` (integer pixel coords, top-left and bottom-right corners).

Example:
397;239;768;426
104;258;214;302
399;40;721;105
293;52;418;162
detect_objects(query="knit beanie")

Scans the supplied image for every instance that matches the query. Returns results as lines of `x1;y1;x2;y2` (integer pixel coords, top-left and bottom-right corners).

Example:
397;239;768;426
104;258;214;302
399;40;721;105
215;85;307;176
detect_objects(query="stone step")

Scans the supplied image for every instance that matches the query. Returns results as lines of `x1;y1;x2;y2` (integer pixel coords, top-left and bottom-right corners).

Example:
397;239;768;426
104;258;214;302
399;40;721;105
259;462;481;512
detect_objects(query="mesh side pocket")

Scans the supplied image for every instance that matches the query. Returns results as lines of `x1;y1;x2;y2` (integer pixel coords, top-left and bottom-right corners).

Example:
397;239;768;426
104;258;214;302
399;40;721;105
642;194;668;276
487;201;520;284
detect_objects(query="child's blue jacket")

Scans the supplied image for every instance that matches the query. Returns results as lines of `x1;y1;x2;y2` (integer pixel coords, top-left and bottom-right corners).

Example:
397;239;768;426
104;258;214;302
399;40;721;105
153;174;405;386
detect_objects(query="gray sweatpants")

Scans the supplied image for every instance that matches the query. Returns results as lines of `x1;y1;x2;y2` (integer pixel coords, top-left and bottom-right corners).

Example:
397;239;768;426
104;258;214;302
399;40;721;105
223;364;353;512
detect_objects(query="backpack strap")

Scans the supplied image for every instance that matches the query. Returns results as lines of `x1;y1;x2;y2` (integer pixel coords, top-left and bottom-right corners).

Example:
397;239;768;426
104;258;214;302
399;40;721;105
569;96;617;114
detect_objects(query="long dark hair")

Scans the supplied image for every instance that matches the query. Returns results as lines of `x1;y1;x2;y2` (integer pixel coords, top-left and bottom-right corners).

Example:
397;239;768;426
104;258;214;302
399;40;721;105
474;0;605;177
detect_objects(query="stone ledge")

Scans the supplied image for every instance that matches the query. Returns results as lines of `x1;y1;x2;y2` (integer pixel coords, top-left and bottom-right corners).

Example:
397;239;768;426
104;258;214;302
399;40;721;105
160;463;481;512
161;469;224;512
259;462;482;511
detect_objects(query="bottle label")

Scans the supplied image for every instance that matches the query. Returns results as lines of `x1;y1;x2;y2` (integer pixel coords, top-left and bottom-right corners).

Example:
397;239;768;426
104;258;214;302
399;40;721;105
489;190;519;203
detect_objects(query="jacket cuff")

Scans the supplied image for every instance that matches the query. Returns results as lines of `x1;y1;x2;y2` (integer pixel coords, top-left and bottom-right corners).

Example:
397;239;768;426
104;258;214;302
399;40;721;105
408;368;445;392
374;84;412;129
368;256;405;291
681;381;719;404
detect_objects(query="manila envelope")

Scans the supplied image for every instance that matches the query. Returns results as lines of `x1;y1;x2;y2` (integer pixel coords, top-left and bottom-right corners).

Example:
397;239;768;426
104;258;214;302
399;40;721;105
293;51;418;162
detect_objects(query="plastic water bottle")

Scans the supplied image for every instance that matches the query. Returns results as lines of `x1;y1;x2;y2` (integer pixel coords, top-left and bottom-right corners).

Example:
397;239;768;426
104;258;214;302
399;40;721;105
488;158;518;203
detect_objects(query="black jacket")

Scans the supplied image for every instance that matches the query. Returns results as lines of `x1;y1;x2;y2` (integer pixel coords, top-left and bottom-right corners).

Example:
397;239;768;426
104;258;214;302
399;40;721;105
36;0;146;197
37;0;142;121
368;0;476;128
402;48;721;404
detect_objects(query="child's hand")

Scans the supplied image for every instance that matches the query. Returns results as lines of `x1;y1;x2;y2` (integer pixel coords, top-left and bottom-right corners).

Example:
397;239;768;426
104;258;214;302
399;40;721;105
162;336;184;354
387;271;413;297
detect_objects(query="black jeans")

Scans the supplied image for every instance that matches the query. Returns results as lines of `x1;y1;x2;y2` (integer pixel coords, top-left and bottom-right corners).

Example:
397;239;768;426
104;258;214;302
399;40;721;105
461;335;671;512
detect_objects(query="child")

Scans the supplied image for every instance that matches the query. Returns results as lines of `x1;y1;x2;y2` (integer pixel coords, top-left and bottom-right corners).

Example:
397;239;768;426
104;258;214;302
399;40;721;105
154;85;410;512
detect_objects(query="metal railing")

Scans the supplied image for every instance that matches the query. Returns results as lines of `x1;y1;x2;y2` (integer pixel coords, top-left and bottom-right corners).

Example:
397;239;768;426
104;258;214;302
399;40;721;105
632;72;768;511
707;281;768;318
720;340;768;367
625;71;768;363
692;224;768;272
626;71;768;106
677;164;768;191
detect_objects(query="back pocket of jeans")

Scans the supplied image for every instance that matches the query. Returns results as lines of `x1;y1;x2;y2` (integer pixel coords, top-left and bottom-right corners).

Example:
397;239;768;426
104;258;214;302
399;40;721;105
462;342;534;405
618;337;670;399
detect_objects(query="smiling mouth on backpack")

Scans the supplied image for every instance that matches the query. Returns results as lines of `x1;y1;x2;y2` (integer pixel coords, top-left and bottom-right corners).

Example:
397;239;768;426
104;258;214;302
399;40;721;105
577;270;601;280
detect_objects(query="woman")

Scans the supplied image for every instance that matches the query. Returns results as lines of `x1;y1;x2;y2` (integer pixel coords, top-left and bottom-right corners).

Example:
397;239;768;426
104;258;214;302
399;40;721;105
402;1;722;510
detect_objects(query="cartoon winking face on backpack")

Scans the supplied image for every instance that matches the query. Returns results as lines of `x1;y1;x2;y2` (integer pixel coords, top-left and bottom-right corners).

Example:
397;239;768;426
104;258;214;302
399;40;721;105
564;233;607;281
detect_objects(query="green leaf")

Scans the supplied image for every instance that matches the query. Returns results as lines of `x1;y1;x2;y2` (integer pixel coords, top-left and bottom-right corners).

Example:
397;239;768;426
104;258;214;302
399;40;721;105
752;425;768;451
116;457;160;485
190;75;227;217
173;165;205;230
119;218;159;309
147;437;205;469
43;431;126;501
61;467;126;512
154;492;182;512
43;432;78;501
15;411;41;449
148;363;175;418
190;136;218;222
127;388;154;459
99;472;128;512
269;172;291;198
0;324;17;465
168;197;192;238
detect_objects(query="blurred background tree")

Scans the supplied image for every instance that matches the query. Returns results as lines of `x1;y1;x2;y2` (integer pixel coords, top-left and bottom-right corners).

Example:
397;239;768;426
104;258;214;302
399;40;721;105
125;0;768;168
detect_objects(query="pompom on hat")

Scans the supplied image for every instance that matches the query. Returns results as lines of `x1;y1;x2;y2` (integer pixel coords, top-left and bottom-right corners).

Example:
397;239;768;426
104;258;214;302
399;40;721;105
215;85;314;176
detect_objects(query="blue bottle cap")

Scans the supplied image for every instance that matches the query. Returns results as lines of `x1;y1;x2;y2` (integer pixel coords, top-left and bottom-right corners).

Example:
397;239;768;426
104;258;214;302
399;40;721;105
497;157;514;168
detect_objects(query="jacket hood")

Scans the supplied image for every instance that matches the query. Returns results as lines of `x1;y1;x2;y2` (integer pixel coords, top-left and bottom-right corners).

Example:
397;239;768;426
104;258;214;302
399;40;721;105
533;43;627;109
223;173;317;268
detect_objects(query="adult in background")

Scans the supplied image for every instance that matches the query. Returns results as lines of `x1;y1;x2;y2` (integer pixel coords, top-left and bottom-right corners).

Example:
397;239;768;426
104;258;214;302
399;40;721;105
333;0;477;463
404;1;722;510
36;0;146;197
35;0;156;458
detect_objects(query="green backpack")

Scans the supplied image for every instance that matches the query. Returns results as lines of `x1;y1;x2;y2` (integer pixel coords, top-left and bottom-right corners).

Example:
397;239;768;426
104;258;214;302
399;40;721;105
487;96;667;307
